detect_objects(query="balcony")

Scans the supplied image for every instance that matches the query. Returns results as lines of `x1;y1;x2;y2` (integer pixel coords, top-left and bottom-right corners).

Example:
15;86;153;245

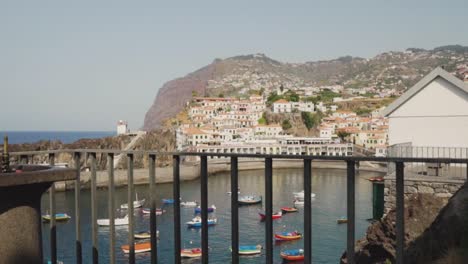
3;149;468;264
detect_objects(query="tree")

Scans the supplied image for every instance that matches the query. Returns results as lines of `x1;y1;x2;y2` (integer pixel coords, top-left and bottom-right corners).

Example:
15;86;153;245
266;92;283;106
337;131;351;142
301;111;323;130
280;84;284;92
192;90;198;97
282;119;292;130
218;93;224;98
258;117;267;125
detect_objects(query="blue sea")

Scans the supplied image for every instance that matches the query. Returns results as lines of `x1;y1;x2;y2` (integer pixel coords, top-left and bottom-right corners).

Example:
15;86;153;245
1;131;115;144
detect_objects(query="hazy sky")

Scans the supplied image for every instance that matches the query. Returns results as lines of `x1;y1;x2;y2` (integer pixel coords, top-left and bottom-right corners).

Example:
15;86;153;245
1;0;467;131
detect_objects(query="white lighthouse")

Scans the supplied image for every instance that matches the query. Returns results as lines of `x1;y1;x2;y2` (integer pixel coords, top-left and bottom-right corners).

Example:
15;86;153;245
117;120;128;135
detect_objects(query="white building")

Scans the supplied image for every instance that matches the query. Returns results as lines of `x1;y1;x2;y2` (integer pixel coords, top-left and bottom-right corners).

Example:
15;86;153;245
383;67;468;148
272;99;292;113
117;120;128;135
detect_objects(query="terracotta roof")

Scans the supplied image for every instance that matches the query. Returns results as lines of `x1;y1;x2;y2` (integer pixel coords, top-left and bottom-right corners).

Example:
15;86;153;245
184;127;207;135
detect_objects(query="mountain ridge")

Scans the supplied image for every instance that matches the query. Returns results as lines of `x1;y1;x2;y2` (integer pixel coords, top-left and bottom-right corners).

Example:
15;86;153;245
143;45;468;131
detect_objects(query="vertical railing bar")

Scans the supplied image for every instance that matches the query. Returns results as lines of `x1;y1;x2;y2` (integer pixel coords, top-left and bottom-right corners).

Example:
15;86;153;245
346;160;355;264
74;152;82;264
230;157;239;263
173;155;181;264
304;159;312;263
49;153;57;264
149;154;158;264
127;153;135;264
107;153;116;264
264;157;273;264
200;156;209;264
90;152;98;264
396;162;405;264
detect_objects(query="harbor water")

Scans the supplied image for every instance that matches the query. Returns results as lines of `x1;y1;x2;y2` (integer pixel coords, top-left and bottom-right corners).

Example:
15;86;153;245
41;167;383;263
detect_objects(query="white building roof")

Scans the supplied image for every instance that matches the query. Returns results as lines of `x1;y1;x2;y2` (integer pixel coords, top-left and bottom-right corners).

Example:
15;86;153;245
382;67;468;117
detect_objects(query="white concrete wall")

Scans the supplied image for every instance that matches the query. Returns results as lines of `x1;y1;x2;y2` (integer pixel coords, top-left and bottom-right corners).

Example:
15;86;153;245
388;77;468;147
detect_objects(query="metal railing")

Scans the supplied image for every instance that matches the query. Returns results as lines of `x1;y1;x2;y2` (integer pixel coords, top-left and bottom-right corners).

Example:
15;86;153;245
6;149;468;264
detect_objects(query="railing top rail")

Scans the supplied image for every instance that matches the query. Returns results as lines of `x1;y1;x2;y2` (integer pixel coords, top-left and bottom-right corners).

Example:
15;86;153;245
5;149;468;164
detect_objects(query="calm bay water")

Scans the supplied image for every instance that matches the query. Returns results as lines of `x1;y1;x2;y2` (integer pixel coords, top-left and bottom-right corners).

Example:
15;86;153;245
2;131;115;144
41;168;382;263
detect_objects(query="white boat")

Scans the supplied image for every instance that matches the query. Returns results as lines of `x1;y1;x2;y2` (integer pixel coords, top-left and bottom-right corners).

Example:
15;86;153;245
293;200;304;206
121;193;145;209
97;215;129;226
181;201;198;207
293;190;316;200
186;216;217;228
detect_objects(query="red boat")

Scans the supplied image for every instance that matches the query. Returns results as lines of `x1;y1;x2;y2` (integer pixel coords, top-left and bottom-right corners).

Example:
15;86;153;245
258;211;282;220
281;207;298;213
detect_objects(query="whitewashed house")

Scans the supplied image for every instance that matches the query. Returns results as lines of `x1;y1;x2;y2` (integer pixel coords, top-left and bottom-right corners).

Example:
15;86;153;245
383;67;468;148
272;99;292;113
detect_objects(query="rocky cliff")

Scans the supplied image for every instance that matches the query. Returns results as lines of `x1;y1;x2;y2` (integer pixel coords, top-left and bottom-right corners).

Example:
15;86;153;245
340;183;468;263
142;45;468;131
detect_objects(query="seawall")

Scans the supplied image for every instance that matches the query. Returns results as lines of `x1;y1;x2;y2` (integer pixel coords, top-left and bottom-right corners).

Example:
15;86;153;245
54;159;387;191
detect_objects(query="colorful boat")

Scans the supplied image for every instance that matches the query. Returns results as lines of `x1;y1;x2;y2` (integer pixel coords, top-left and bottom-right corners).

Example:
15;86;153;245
232;245;262;255
194;205;216;214
162;198;174;204
186;216;217;228
181;248;202;258
281;207;298;213
337;217;348;224
238;195;262;205
42;213;71;222
134;230;159;239
280;249;304;261
275;231;302;241
142;208;165;215
121;242;151;254
259;211;282;220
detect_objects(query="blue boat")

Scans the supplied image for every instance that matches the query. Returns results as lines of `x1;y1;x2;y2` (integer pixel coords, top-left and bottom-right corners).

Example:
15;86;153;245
186;216;217;228
237;245;262;255
162;199;174;204
194;205;216;214
280;249;304;261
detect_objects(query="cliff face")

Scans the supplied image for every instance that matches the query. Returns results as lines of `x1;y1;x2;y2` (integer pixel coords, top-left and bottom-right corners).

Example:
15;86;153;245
142;46;468;131
142;64;217;131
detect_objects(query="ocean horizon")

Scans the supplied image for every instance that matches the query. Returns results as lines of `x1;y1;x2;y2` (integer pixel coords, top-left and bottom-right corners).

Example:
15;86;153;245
1;131;116;144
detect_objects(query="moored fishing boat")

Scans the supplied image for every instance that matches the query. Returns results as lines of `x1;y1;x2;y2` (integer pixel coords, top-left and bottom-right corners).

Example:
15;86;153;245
162;198;174;204
231;245;262;255
121;242;151;254
186;216;217;228
42;213;71;222
258;211;282;220
181;248;202;258
194;205;216;213
121;193;145;209
281;207;298;213
181;201;198;207
142;208;165;215
275;231;302;241
337;217;348;224
97;215;128;226
293;199;304;206
134;230;159;239
293;190;316;200
238;195;262;205
280;249;304;261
